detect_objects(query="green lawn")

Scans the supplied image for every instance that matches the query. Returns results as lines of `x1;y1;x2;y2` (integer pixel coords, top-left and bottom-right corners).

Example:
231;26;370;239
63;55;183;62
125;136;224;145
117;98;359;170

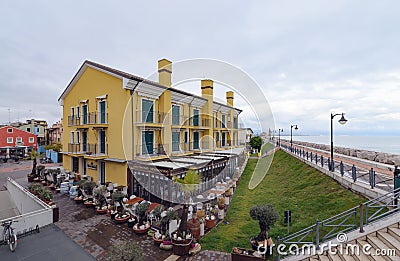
200;150;367;252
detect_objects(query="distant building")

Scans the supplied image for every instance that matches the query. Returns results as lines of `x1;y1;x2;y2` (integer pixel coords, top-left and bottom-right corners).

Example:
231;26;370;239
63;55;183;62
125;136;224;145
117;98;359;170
17;119;47;146
46;121;63;145
0;126;37;158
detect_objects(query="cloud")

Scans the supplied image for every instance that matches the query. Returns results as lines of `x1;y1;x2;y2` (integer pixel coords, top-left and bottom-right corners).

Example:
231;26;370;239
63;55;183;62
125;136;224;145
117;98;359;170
0;1;399;135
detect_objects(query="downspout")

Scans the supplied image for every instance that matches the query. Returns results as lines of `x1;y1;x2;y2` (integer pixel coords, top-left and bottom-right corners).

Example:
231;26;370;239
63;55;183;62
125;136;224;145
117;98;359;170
130;80;140;161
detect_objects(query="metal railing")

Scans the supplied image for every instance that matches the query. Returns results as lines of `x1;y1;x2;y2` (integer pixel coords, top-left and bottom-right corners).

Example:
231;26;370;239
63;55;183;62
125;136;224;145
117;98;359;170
136;143;168;157
280;142;394;192
67;112;108;126
135;111;166;124
277;187;400;260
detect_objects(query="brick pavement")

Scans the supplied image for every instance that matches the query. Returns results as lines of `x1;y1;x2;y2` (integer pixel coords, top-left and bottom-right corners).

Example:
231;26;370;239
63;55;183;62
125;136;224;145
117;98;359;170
54;192;172;260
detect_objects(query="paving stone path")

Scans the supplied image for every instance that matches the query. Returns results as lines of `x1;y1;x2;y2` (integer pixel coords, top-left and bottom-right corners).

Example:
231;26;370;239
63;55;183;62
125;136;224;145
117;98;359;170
54;192;171;260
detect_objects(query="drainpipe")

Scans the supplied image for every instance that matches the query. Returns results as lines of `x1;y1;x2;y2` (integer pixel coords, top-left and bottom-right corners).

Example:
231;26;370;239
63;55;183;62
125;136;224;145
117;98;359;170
130;81;140;161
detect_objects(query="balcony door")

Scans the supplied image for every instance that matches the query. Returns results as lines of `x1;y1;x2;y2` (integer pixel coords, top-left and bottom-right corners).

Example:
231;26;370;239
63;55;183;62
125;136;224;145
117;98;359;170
142;130;154;155
82;104;88;124
142;99;154;123
222;132;226;147
172;105;180;125
99;130;106;154
82;131;87;152
193;131;199;149
99;100;106;124
193;109;199;126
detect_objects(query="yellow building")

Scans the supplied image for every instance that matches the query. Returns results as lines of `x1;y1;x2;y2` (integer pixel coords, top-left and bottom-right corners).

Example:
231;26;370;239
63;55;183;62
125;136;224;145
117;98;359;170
58;59;242;195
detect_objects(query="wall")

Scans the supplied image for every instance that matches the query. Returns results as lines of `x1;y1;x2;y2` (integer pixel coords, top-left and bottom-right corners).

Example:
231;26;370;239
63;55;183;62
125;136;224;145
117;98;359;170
1;178;53;237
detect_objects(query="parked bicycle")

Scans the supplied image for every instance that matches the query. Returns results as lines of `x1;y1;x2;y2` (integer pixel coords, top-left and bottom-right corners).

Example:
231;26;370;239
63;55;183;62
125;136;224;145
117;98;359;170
1;220;17;252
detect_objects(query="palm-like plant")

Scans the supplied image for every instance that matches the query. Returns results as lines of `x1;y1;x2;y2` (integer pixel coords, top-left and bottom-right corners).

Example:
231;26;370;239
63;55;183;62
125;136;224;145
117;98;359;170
174;169;201;233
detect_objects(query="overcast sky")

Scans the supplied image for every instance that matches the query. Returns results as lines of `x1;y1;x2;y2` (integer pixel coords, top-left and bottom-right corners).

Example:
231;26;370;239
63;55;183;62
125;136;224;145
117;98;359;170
1;1;399;136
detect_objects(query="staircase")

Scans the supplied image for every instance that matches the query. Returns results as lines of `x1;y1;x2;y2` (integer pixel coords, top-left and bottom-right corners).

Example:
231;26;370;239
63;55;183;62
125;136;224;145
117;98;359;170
299;214;400;261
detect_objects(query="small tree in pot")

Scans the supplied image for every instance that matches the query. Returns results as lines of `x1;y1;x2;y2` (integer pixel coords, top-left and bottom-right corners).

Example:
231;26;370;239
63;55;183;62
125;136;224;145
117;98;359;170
249;204;278;241
135;201;150;227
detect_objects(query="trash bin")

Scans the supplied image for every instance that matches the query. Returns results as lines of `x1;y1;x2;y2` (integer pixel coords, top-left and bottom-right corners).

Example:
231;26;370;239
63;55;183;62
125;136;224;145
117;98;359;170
53;207;59;222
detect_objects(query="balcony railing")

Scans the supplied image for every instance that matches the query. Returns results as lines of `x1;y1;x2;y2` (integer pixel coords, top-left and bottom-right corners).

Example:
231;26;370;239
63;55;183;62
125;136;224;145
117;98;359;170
136;143;168;157
67;112;108;126
67;143;80;153
67;116;80;126
135;111;166;124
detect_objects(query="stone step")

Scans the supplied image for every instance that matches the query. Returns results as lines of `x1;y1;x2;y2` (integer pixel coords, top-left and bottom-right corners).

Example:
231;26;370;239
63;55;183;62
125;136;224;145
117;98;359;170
388;227;400;242
319;254;330;261
377;231;400;254
364;236;391;261
327;252;343;261
356;239;378;261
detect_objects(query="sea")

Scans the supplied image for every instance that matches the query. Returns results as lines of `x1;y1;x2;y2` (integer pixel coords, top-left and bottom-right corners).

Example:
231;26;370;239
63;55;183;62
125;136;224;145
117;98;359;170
289;135;400;156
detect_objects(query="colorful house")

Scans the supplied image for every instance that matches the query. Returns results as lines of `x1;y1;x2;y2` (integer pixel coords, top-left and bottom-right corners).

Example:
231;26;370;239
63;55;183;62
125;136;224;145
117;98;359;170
0;126;37;158
58;59;243;194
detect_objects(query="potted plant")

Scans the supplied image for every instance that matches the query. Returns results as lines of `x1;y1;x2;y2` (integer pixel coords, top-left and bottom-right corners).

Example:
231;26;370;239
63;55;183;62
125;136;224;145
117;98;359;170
39;188;53;204
205;212;216;230
249;204;278;250
114;211;131;224
133;201;150;234
28;183;42;195
127;215;137;228
171;230;193;256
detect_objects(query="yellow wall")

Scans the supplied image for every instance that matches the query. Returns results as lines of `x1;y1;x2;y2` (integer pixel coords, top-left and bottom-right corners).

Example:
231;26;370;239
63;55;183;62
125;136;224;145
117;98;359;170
105;162;127;186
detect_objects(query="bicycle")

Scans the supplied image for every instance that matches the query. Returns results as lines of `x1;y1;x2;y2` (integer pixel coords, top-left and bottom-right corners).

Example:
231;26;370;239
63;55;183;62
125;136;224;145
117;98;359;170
1;220;18;252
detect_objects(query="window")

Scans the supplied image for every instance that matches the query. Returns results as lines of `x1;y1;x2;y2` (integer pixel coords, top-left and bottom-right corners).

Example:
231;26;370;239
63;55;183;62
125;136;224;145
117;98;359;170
71;107;75;117
172;105;180;125
76;106;80;119
7;128;12;133
76;132;80;144
99;100;106;124
216;132;220;141
27;127;31;132
16;137;22;143
222;115;226;128
7;137;13;144
82;131;87;151
234;117;238;129
172;131;180;152
142;99;154;123
222;132;226;147
142;131;154;154
193;132;199;149
29;137;34;143
70;132;74;144
193;109;199;126
82;104;88;124
99;130;106;154
184;131;188;144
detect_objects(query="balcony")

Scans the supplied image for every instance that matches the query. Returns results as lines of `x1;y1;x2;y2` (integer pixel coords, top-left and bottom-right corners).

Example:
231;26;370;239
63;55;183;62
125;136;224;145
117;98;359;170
67;113;108;127
135;111;166;125
67;143;81;153
67;116;80;126
136;143;168;158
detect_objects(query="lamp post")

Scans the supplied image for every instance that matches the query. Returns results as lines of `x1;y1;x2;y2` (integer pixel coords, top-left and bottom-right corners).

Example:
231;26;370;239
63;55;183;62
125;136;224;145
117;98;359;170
330;113;348;171
278;128;283;147
290;125;298;152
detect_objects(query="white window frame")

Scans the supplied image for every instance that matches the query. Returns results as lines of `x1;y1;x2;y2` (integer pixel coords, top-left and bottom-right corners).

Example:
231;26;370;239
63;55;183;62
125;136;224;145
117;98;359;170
7;128;13;133
29;137;34;143
7;137;13;144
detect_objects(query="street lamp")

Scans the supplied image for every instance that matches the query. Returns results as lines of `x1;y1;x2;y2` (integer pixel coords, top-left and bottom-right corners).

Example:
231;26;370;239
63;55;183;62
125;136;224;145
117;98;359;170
330;113;347;171
290;125;298;152
278;128;283;147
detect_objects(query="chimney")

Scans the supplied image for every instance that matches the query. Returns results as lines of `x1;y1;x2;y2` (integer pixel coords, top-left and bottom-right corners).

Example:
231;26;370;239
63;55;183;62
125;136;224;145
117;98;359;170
201;79;214;99
158;59;172;87
226;91;234;107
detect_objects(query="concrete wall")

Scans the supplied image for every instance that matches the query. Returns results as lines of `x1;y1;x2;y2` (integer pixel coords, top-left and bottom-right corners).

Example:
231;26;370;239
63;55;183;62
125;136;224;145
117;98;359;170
1;178;53;237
